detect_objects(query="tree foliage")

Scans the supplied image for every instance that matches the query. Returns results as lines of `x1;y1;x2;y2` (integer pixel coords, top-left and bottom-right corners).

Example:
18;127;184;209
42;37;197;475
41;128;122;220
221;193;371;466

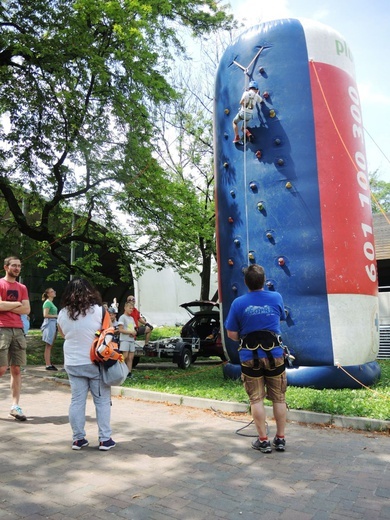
369;170;390;214
151;70;216;298
0;0;233;285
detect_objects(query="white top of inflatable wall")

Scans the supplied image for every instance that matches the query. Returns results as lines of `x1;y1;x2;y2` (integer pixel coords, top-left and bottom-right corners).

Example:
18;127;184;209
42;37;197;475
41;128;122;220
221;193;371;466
241;18;356;79
299;18;356;78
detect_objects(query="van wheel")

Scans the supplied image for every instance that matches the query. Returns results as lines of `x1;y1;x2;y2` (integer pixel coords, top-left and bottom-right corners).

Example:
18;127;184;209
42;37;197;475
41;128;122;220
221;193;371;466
178;348;192;369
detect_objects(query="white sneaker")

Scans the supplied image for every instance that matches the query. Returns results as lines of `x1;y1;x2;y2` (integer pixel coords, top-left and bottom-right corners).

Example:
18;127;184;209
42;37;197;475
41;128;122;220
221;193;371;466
9;405;27;421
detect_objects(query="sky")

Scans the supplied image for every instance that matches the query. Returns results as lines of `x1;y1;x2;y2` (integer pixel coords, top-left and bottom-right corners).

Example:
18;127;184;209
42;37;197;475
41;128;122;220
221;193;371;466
226;0;390;183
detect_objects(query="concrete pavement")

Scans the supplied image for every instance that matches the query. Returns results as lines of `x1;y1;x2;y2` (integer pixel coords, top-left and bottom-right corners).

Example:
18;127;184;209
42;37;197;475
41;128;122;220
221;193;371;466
0;371;389;519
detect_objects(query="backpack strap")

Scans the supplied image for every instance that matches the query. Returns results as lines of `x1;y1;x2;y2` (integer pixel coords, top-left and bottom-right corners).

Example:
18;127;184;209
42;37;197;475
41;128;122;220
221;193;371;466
90;307;112;364
101;308;111;329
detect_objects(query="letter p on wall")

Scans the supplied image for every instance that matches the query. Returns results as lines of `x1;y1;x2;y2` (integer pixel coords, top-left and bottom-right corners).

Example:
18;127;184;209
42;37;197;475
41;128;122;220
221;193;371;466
335;39;354;61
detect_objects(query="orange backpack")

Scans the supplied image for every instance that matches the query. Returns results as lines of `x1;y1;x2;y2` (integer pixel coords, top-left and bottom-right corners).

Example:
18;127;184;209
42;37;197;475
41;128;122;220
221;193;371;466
90;308;123;364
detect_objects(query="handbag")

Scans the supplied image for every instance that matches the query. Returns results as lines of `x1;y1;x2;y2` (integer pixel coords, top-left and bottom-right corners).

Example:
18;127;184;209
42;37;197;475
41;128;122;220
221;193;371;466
101;359;128;386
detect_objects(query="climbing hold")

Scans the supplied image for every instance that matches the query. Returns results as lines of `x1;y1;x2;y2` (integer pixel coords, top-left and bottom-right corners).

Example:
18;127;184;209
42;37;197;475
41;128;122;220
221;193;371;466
285;182;292;189
224;132;229;139
259;67;265;73
278;257;285;266
224;108;230;115
257;202;264;211
255;150;262;159
266;231;273;239
228;258;234;266
266;281;274;289
277;158;284;166
274;138;281;145
248;251;255;261
249;182;257;191
223;162;229;168
232;284;238;292
263;91;269;98
269;109;276;118
228;216;234;223
234;238;240;246
230;189;236;198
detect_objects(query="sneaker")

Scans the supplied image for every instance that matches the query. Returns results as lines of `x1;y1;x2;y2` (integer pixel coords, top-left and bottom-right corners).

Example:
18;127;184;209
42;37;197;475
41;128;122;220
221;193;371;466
272;437;286;451
99;438;116;451
46;365;58;371
252;438;272;453
233;136;242;143
72;438;89;450
9;405;27;421
126;372;134;379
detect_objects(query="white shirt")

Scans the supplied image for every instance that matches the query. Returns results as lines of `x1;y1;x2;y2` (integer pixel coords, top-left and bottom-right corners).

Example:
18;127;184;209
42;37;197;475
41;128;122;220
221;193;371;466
118;313;136;343
240;90;263;114
58;304;103;366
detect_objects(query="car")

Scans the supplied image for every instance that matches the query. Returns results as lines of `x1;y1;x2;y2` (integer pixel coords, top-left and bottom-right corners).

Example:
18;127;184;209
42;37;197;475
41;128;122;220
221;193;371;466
132;300;227;369
179;300;226;363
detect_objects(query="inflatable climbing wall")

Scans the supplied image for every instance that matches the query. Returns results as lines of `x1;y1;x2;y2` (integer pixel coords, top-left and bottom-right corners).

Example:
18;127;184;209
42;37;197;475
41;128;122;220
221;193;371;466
214;18;380;389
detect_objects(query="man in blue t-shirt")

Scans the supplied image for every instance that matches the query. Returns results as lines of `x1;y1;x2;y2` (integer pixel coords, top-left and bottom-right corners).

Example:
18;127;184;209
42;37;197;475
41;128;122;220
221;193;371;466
225;264;287;454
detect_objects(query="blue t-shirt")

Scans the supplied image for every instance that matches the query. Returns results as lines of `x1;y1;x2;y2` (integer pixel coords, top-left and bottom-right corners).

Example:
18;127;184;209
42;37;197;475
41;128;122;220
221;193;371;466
225;290;286;359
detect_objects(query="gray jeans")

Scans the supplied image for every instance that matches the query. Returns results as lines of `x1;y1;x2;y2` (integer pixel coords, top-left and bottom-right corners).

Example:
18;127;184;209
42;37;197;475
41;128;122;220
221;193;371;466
65;363;112;442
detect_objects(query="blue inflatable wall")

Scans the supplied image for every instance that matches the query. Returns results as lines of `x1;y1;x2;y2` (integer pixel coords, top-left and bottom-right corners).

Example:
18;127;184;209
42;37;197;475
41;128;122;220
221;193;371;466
214;19;380;389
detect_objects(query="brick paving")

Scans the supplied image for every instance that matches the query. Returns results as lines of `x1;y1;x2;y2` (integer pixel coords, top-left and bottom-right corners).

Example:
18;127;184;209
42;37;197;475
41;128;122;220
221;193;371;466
0;372;389;519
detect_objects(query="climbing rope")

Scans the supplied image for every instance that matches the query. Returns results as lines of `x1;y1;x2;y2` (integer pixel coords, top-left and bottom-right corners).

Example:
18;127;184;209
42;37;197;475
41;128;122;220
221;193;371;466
336;363;390;401
310;60;390;223
233;47;265;262
243;76;250;263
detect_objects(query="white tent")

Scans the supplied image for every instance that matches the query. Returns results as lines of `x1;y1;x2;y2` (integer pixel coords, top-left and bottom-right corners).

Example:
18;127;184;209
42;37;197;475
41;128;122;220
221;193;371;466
133;266;218;326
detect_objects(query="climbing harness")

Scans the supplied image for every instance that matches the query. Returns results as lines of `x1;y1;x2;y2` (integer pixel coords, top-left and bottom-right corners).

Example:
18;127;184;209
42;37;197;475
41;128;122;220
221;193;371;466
238;329;294;377
240;329;279;369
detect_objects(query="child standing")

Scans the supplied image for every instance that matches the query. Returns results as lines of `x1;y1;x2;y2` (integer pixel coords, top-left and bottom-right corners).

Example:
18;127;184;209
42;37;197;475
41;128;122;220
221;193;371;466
118;302;137;378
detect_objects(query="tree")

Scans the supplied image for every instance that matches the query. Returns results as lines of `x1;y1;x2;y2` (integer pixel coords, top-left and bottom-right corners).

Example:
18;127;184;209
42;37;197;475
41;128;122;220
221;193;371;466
151;79;215;299
370;170;390;214
0;0;233;285
148;31;235;300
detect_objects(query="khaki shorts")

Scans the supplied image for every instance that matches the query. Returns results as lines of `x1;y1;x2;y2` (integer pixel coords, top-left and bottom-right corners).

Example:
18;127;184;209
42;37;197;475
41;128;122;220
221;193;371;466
0;328;27;367
241;356;287;404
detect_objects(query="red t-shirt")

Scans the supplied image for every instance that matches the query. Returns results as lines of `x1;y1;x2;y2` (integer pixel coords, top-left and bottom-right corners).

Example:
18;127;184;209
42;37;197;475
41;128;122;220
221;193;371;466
0;278;29;328
130;308;141;327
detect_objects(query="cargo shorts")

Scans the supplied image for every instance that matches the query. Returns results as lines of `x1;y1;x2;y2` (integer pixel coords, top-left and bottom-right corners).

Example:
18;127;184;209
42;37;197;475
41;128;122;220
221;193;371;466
241;356;287;404
0;328;27;367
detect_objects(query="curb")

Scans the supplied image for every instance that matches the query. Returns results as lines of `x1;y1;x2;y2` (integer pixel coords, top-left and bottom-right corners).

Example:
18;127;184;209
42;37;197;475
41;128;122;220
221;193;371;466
112;386;390;432
25;367;390;433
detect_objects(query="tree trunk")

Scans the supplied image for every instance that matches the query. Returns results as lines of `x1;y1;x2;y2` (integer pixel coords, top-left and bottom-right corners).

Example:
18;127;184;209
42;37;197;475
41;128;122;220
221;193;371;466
200;252;211;301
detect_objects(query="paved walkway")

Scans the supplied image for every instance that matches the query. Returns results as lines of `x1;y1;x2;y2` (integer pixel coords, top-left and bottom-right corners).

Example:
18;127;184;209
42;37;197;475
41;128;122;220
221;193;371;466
0;372;389;520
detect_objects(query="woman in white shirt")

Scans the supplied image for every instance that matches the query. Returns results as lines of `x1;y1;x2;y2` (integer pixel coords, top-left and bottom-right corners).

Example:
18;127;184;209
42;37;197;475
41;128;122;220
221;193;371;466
57;278;116;451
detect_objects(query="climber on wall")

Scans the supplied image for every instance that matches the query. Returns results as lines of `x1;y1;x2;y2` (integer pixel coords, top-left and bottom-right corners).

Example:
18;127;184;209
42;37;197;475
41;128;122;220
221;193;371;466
232;80;263;144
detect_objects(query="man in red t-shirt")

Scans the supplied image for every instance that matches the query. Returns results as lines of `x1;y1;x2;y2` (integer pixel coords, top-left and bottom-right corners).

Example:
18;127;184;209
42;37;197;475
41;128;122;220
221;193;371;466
126;295;152;347
0;256;31;421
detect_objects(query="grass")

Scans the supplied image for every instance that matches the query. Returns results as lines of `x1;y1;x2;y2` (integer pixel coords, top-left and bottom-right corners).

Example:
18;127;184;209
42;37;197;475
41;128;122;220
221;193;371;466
26;328;390;421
